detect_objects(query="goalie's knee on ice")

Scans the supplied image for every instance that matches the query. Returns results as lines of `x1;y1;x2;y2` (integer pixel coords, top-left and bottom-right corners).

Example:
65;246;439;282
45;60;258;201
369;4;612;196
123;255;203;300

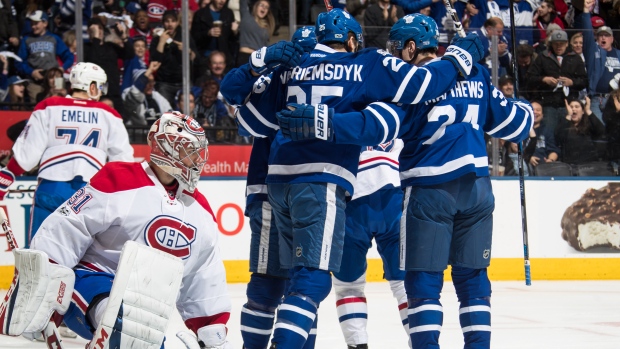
288;267;332;304
246;273;287;311
451;267;491;301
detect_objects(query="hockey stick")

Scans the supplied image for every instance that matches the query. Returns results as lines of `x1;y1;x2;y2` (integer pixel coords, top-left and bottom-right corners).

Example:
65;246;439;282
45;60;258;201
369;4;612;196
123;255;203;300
8;189;35;194
0;208;66;348
509;0;531;286
442;0;466;38
323;0;333;11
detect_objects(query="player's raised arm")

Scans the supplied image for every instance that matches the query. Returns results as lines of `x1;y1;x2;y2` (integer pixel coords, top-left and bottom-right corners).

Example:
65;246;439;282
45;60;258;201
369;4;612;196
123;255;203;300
482;70;534;143
364;33;484;105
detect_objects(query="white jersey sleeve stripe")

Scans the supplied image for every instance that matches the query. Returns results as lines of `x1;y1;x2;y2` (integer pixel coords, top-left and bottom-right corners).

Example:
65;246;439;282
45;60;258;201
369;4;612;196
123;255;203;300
374;102;401;138
411;68;432;105
365;106;390;144
487;105;516;136
392;65;418;104
268;163;356;187
400;154;488;179
500;112;529;141
247;101;280;131
236;108;264;138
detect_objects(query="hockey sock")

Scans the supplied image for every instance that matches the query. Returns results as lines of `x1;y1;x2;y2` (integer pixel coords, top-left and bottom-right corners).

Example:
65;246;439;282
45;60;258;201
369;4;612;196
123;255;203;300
241;274;286;349
407;298;443;349
389;280;410;338
459;298;491;349
333;274;368;346
404;271;444;349
452;267;491;349
301;314;318;349
272;294;317;349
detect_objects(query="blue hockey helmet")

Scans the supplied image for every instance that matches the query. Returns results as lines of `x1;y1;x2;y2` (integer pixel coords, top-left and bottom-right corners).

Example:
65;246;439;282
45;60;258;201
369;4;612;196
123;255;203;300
315;8;363;47
387;14;439;56
292;26;317;53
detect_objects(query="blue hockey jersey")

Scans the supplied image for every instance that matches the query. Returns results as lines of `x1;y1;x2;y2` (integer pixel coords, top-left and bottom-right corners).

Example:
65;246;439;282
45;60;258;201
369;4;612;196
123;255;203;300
229;44;464;195
329;62;534;186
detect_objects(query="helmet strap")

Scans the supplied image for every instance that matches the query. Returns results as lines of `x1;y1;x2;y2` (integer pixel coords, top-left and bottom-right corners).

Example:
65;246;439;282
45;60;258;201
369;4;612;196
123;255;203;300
87;82;102;100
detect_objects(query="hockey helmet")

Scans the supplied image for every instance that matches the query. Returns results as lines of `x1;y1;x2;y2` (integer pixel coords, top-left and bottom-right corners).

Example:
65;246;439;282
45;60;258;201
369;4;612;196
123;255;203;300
315;9;363;48
147;111;209;193
387;14;439;56
292;26;317;53
69;62;108;99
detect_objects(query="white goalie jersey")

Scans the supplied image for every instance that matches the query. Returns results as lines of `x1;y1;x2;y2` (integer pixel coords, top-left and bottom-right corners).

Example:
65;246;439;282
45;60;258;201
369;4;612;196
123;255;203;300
11;96;134;181
30;161;231;327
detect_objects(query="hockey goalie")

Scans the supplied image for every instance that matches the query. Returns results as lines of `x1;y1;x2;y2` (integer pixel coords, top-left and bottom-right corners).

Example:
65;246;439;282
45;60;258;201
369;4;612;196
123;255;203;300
0;112;232;349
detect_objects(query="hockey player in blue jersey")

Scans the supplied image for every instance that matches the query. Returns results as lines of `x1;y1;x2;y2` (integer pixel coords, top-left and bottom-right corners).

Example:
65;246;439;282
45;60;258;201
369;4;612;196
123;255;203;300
275;14;534;349
221;9;485;349
238;27;319;349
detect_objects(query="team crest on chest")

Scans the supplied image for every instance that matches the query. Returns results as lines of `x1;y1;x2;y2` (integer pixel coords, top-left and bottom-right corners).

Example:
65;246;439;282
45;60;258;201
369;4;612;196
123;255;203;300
144;215;197;259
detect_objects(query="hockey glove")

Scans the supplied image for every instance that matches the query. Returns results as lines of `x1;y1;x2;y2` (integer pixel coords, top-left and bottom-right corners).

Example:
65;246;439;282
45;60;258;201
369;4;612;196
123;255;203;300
249;41;304;75
276;103;334;142
0;167;15;200
442;33;484;77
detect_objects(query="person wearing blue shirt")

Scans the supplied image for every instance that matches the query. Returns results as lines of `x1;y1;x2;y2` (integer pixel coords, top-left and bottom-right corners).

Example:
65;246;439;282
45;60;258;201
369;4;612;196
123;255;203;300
16;10;74;103
574;0;620;125
276;14;533;349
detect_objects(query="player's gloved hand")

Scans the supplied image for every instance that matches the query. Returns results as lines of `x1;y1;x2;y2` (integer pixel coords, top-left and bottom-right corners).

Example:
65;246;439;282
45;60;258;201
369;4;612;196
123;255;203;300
249;40;304;75
177;324;233;349
442;33;484;77
276;103;334;142
0;167;15;200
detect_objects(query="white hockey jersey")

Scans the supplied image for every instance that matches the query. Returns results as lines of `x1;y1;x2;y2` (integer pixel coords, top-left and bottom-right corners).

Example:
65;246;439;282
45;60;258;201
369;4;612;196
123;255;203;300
352;139;403;201
11;96;134;181
30;161;231;328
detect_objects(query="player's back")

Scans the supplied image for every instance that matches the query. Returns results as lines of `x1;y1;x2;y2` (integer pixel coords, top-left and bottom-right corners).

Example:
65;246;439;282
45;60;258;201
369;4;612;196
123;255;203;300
399;64;531;187
12;96;133;181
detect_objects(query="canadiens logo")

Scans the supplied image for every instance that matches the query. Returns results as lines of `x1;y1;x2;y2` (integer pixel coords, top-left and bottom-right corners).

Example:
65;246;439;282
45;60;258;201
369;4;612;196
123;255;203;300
148;4;166;16
144;215;197;259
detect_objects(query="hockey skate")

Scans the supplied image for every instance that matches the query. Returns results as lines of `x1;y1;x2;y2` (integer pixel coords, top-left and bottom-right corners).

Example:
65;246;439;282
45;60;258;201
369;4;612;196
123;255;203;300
58;323;78;338
348;345;368;349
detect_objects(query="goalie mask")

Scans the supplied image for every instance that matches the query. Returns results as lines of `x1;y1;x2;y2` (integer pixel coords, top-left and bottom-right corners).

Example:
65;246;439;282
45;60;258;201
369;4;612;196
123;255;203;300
147;112;209;193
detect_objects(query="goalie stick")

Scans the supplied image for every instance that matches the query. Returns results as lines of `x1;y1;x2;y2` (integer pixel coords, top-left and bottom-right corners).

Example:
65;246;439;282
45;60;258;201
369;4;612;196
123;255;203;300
0;208;66;349
323;0;333;12
509;0;532;286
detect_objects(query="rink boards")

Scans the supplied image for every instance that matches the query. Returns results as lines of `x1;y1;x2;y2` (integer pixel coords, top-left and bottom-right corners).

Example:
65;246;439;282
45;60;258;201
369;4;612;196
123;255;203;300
1;177;620;288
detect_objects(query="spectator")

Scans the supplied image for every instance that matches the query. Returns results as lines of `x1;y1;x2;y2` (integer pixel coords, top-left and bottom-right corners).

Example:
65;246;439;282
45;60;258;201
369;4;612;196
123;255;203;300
151;10;197;105
0;54;7;92
121;36;148;93
364;0;404;49
61;30;78;75
195;79;235;143
510;0;536;46
236;0;275;67
526;30;588;132
461;0;480;31
603;88;620;167
0;0;19;51
570;32;584;61
16;10;74;103
1;76;30;111
123;61;172;125
35;67;67;102
128;10;153;65
196;50;228;86
575;2;620;125
59;0;95;39
555;97;606;166
533;0;564;44
472;17;511;76
176;90;196;115
191;0;238;69
498;75;514;97
124;2;143;21
84;17;135;120
346;0;371;26
523;100;560;173
515;44;535;99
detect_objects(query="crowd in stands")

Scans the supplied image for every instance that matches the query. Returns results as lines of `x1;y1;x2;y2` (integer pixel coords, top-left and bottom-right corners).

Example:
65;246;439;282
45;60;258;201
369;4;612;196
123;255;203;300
0;0;620;175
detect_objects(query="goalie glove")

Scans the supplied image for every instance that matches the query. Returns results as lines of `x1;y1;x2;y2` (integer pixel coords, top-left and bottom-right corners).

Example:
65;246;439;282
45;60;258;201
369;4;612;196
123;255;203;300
0;167;15;200
276;103;334;142
177;324;233;349
249;41;304;75
442;33;484;77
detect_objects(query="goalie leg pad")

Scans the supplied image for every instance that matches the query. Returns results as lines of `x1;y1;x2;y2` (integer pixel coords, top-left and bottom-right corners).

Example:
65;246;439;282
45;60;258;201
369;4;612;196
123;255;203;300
0;248;75;336
87;241;184;349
